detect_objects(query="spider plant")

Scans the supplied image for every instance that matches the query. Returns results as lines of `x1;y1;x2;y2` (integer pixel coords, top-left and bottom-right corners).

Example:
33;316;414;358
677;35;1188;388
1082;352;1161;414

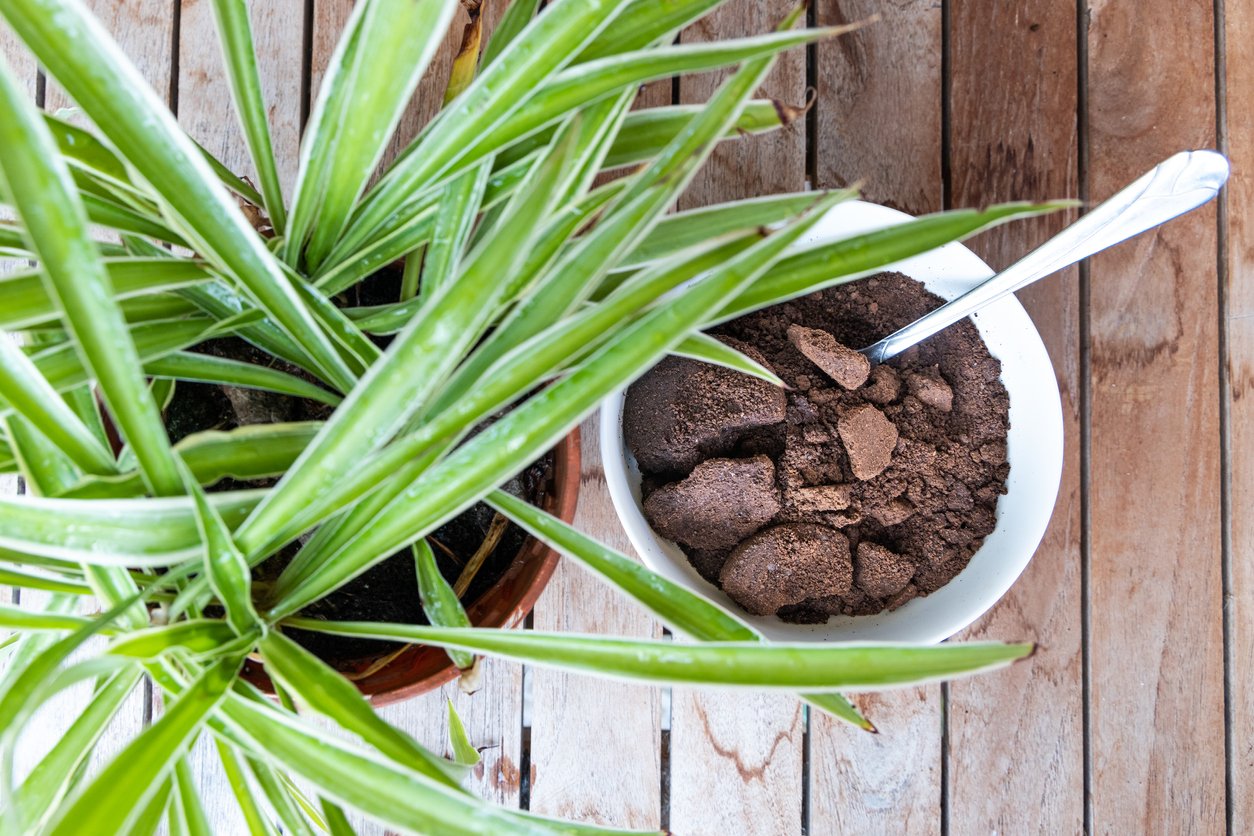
0;0;1065;832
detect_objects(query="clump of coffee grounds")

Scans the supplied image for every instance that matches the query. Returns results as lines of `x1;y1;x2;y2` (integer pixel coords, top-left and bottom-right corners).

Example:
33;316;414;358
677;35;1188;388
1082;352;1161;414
623;272;1010;622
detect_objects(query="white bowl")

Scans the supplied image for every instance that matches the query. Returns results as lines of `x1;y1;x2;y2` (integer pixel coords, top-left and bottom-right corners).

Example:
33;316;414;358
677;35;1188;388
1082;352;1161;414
599;199;1064;643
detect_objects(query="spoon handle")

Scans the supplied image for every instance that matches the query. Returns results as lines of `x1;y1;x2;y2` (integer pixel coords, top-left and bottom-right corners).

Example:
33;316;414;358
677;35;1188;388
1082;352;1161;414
860;149;1230;364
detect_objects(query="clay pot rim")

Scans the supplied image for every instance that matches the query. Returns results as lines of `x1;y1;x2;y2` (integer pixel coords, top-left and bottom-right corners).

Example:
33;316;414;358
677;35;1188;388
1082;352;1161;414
240;427;581;706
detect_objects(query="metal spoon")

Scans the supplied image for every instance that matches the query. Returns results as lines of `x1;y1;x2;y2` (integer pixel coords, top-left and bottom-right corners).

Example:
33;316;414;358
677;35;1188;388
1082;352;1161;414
859;149;1230;364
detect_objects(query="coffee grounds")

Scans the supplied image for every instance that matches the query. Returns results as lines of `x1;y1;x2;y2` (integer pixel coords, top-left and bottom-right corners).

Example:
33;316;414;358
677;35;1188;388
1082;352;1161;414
622;338;786;475
643;455;780;553
624;272;1010;621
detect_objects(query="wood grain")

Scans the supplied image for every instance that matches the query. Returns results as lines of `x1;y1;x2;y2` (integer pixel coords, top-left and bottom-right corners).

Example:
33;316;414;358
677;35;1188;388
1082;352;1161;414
808;691;940;835
378;658;525;809
666;3;805;833
1085;0;1225;831
1223;0;1253;830
528;414;662;828
808;3;943;832
945;2;1084;832
43;0;172;113
814;0;942;212
677;0;806;208
178;0;304;193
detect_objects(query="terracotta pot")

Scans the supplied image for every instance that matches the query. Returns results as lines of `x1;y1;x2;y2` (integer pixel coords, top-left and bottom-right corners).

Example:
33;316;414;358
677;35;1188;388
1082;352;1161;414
240;428;581;706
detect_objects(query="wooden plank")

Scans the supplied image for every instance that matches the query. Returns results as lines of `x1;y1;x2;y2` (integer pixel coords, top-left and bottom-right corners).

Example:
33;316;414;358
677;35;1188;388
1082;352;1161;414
809;692;940;834
178;0;304;193
813;0;941;212
528;413;662;827
43;0;172;113
1085;0;1225;832
678;0;806;209
1223;0;1253;830
523;68;671;833
665;3;806;833
807;3;943;833
944;2;1084;832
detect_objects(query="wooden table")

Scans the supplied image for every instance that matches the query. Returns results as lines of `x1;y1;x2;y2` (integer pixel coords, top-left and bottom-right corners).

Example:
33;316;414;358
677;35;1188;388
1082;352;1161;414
4;1;1248;833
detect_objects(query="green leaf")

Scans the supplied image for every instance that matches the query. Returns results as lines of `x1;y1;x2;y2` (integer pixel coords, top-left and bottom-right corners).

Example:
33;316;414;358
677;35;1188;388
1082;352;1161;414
0;336;117;476
146;352;340;406
716;201;1077;322
0;489;264;566
446;699;480;766
237;119;583;560
454;28;840;171
479;0;539;67
41;111;135;192
0;257;210;331
215;741;278;836
414;539;474;670
180;462;262;636
290;0;459;268
107;620;242;660
617;191;823;269
334;0;633;261
0;0;358;392
577;0;727;60
0;603;90;632
438;19;804;398
671;331;785;387
171;758;213;836
0;593;142;783
0;566;92;595
9;671;144;832
208;0;287;233
268;191;848;616
258;629;465;789
245;758;320;836
486;489;753;641
485;490;871;730
416;163;492;307
0;52;180;495
75;191;186;245
284;621;1034;691
130;778;175;836
218;693;639;835
64;422;319;499
320;799;357;836
597;100;785;171
313;205;437;296
47;656;241;836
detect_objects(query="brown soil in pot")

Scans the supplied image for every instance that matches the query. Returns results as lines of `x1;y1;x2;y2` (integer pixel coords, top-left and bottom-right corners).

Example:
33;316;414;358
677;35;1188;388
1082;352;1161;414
624;272;1009;622
162;331;562;688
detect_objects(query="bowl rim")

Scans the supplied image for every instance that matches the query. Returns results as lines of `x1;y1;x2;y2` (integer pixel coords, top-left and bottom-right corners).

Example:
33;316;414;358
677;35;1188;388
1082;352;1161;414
598;198;1064;644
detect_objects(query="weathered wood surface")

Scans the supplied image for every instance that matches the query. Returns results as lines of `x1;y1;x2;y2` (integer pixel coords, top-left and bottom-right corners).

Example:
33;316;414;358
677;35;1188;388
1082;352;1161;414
6;0;1243;833
1085;1;1226;833
945;1;1084;833
179;0;304;192
529;414;663;828
1225;0;1253;831
808;3;943;833
669;3;807;834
